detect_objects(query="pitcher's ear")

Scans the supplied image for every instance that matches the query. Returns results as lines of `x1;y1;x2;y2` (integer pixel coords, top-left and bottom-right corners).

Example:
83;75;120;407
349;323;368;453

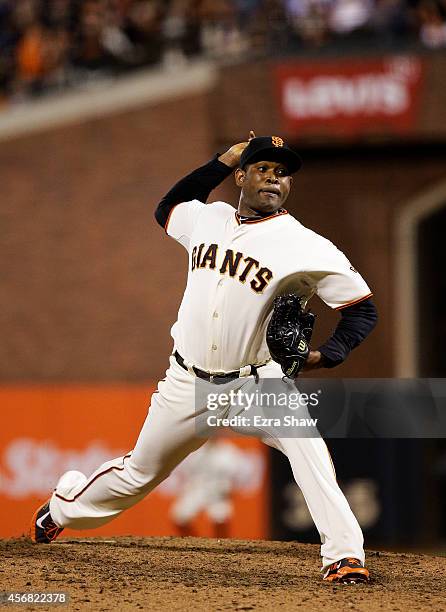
235;168;245;187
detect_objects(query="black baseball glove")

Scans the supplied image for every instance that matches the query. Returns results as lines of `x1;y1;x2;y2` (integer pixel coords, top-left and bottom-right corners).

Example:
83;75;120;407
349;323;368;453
266;294;316;378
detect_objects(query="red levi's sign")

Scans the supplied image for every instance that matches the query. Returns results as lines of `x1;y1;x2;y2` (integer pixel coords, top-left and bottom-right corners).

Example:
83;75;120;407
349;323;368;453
276;56;424;138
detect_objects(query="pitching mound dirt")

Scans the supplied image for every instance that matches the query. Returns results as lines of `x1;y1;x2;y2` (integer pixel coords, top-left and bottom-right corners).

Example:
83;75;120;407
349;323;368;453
2;537;445;611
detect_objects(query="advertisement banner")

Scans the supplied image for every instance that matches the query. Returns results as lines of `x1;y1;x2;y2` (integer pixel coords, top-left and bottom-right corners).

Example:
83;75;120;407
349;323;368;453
276;56;425;137
0;386;268;539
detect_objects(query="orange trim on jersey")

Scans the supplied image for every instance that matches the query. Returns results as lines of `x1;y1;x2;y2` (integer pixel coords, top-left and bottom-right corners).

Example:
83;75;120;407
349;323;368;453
335;293;373;311
55;453;132;502
235;209;288;225
164;203;180;234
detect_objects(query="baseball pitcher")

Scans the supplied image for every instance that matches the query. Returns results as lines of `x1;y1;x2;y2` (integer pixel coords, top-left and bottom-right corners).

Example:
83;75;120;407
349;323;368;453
30;132;377;583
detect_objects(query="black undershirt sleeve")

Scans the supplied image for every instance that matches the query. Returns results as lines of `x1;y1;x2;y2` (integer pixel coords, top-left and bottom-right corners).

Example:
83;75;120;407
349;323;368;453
317;298;378;368
154;156;233;228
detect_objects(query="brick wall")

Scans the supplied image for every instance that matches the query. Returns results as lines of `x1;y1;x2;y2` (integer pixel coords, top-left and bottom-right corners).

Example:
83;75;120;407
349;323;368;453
1;93;213;381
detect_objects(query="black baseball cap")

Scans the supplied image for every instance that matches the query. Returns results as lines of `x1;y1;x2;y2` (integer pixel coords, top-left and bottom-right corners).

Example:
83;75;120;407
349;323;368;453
239;136;302;174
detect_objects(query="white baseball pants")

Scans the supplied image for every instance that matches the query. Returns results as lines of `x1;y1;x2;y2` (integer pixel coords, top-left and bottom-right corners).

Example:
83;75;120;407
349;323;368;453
49;355;364;571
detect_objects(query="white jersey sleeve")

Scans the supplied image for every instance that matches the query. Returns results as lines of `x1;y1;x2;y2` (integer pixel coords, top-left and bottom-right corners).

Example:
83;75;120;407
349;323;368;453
307;238;372;310
165;199;206;249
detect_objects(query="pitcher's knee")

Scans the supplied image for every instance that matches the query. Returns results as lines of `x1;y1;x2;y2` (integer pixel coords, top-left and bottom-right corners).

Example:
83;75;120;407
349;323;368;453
124;459;170;494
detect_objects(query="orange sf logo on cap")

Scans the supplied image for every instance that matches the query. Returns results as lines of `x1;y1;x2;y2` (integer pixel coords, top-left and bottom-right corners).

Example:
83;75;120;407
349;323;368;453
272;136;284;147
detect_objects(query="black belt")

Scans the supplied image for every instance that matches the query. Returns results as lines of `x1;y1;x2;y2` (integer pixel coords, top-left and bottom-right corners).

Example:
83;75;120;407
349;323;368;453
174;351;262;384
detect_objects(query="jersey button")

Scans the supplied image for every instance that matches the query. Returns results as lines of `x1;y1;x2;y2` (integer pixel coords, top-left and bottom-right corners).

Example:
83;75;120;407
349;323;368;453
213;312;219;318
212;344;218;350
218;279;224;287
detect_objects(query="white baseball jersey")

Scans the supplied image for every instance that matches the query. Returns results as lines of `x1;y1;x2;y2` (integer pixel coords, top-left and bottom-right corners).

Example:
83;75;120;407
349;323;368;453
166;200;371;373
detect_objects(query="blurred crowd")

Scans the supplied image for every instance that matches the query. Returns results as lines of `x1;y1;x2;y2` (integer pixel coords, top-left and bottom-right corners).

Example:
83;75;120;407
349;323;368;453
1;0;446;103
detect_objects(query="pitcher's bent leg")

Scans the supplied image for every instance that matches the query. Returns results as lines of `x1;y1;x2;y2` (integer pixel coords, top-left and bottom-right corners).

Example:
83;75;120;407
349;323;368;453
50;385;207;530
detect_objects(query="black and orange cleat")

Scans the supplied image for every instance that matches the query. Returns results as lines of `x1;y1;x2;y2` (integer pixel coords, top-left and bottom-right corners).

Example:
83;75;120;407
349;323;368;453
29;501;64;544
323;558;370;584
